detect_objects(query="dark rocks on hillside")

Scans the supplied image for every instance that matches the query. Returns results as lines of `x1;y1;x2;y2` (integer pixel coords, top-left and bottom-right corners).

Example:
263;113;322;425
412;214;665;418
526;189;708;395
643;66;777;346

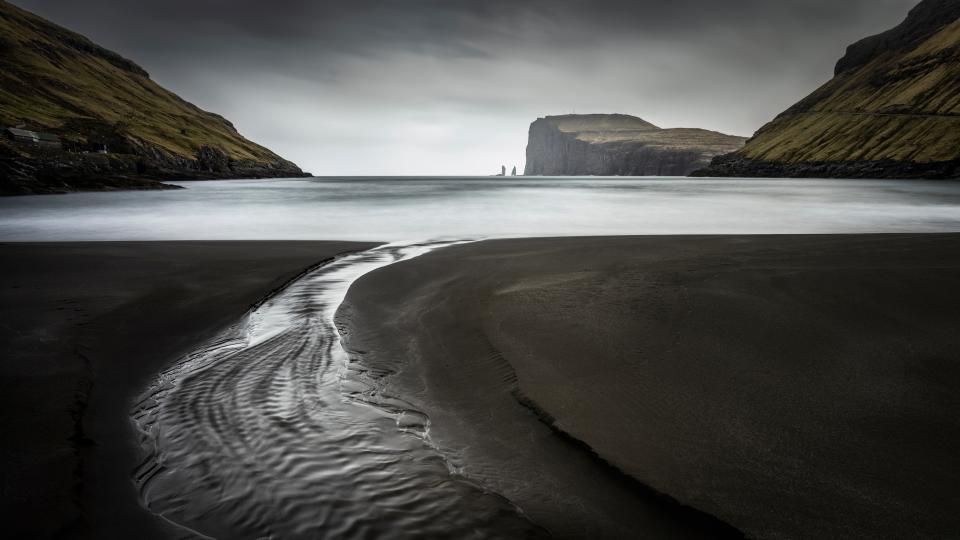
690;155;960;180
0;152;177;195
196;145;231;173
834;0;960;75
0;142;309;196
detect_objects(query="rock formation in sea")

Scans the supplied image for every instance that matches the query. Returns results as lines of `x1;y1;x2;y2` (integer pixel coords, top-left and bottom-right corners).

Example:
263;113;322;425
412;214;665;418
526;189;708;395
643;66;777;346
693;0;960;179
523;114;746;176
0;1;309;195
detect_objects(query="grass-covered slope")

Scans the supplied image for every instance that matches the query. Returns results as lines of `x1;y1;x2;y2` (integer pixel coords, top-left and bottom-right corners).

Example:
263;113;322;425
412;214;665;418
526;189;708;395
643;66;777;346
695;0;960;179
0;0;306;194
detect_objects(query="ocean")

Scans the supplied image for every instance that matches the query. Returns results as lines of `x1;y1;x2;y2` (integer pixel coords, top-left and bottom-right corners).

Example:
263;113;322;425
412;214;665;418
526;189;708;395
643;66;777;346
3;176;960;241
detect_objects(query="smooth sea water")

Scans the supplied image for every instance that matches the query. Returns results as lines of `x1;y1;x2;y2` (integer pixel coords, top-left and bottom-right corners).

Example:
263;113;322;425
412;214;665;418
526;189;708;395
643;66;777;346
3;176;960;241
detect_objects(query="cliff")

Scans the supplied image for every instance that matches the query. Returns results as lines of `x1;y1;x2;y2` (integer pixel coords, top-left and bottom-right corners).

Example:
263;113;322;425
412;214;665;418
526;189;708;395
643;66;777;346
0;0;308;195
524;114;746;176
693;0;960;179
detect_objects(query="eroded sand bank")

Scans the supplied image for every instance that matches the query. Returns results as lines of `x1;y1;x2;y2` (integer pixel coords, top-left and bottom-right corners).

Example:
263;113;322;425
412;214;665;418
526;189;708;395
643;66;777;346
339;234;960;539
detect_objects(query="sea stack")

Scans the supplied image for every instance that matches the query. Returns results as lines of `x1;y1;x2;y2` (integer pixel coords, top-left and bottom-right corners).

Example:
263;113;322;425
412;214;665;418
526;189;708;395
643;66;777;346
693;0;960;179
524;114;746;176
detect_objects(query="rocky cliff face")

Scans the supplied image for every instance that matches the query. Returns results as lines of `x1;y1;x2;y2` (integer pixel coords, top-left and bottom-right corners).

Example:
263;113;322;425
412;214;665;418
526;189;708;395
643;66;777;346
524;114;746;176
693;0;960;179
0;1;308;195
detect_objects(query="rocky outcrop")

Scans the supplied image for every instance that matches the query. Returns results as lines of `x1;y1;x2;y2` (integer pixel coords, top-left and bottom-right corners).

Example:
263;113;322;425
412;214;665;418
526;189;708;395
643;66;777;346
834;0;960;75
524;114;746;176
693;0;960;179
697;154;960;180
0;142;307;195
0;1;308;195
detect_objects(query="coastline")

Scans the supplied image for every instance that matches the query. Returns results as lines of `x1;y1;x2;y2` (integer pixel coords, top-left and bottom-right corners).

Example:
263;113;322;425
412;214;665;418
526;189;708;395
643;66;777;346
339;234;960;538
0;162;314;197
0;240;378;538
690;154;960;179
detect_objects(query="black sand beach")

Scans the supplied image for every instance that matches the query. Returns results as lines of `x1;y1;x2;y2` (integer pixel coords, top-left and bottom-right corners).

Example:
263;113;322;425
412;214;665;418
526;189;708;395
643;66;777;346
0;241;377;538
4;235;960;539
340;234;960;539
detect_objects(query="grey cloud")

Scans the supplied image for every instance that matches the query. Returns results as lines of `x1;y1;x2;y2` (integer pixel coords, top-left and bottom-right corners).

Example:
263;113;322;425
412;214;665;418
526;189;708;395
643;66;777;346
12;0;921;175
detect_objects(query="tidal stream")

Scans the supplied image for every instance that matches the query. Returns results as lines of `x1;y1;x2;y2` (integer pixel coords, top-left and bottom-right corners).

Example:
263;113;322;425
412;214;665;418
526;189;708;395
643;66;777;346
131;241;544;539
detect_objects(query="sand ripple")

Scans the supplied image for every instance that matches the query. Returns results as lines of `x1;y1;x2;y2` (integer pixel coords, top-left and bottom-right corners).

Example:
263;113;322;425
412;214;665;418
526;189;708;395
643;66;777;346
132;242;542;539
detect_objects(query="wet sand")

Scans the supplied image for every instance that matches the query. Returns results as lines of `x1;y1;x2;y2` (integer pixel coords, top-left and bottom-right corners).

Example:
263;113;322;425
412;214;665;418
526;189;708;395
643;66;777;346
340;234;960;539
0;241;378;539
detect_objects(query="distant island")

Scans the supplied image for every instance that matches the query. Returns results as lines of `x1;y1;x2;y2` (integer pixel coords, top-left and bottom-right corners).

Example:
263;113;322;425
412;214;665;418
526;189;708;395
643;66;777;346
693;0;960;179
0;2;307;196
524;114;746;176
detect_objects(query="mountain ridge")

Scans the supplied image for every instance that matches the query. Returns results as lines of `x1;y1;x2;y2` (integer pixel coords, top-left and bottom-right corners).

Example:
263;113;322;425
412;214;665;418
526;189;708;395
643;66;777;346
0;0;308;195
693;0;960;179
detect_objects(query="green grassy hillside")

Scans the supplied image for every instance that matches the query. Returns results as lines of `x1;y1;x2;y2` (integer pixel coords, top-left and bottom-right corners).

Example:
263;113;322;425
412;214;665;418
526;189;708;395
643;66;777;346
0;0;305;193
695;0;960;178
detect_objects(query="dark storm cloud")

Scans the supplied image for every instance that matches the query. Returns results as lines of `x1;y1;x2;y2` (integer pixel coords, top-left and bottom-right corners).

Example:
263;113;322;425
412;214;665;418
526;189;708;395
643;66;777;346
15;1;912;57
13;0;919;174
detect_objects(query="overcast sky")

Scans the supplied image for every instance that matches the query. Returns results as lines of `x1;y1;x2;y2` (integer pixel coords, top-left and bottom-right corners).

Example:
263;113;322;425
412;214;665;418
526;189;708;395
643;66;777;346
15;0;918;175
